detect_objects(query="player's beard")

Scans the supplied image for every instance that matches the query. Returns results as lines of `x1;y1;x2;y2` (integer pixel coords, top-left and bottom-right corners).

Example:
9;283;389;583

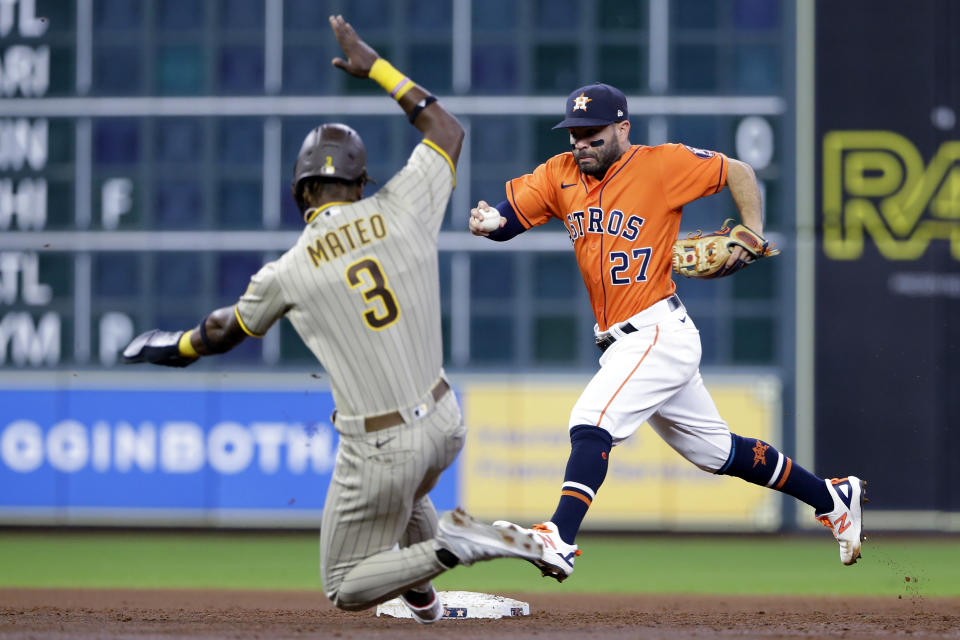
575;138;624;179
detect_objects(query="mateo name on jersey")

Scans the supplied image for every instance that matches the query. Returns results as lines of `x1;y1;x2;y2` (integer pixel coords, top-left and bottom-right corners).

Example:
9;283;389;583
305;213;388;267
564;207;646;243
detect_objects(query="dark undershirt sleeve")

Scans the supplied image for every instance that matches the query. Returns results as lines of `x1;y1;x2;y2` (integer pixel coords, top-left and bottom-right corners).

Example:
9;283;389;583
486;199;527;242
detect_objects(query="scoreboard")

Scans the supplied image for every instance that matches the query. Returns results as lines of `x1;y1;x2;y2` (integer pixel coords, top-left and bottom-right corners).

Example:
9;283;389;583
0;0;387;370
1;0;64;367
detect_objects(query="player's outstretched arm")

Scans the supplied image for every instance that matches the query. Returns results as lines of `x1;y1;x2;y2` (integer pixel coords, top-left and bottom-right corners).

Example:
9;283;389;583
122;305;248;367
723;158;765;268
328;14;464;164
725;159;764;233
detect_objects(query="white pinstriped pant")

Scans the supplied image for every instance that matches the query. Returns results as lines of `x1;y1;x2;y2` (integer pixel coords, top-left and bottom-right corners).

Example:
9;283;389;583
320;389;465;610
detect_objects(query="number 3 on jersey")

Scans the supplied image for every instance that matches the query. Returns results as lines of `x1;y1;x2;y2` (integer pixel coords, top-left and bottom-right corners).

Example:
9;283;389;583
345;258;401;330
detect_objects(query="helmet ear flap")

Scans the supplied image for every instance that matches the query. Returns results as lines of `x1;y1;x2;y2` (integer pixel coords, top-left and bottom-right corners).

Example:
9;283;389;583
292;177;314;213
291;181;302;211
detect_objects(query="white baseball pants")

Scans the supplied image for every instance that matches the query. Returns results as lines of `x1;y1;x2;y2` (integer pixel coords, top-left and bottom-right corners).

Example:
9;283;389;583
569;299;732;472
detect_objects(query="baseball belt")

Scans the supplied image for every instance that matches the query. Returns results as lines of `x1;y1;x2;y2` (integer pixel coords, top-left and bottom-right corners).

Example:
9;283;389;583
595;294;682;353
363;378;451;433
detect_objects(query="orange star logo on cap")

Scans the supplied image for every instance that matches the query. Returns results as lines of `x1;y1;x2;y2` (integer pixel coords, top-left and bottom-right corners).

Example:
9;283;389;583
572;92;592;112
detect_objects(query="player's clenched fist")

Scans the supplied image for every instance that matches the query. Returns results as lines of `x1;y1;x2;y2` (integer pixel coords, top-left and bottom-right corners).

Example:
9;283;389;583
469;200;505;236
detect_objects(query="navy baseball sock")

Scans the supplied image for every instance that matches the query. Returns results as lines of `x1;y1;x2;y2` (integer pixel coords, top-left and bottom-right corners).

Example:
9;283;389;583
718;433;832;513
549;425;612;544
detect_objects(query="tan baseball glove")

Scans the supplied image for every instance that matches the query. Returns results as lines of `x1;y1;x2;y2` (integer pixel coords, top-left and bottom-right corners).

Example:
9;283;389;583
672;219;780;278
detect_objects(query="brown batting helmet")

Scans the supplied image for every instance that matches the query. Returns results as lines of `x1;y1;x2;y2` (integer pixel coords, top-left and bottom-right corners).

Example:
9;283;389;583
291;123;368;211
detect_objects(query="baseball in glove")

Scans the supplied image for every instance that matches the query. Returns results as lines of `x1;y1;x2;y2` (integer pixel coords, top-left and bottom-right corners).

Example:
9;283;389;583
672;218;780;278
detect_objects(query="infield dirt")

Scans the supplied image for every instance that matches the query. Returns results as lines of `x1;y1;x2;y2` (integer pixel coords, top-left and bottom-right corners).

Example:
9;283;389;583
2;588;959;639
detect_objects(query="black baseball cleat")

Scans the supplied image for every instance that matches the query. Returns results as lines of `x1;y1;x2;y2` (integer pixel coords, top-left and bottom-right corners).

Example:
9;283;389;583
400;586;443;624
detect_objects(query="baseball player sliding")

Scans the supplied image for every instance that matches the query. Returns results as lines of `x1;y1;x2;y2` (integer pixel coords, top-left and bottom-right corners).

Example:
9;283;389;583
122;15;543;623
470;83;865;582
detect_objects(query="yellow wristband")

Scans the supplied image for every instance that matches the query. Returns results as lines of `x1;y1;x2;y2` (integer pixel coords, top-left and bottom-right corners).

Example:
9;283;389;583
369;58;415;100
178;330;199;358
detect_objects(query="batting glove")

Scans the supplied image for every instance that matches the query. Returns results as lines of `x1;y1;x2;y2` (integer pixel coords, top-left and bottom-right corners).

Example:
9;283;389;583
122;329;197;367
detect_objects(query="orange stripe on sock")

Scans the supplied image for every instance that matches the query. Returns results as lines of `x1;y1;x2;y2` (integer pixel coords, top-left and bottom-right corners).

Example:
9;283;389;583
561;490;592;506
596;326;659;428
774;457;793;490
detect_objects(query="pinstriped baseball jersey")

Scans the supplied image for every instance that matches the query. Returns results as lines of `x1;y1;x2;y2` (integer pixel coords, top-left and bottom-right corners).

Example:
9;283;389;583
235;140;455;416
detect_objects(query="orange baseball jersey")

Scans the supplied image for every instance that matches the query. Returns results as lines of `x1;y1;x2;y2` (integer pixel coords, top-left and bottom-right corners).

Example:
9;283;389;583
506;143;728;331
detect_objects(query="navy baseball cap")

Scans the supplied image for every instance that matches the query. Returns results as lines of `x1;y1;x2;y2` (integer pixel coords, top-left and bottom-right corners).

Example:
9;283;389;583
552;83;629;130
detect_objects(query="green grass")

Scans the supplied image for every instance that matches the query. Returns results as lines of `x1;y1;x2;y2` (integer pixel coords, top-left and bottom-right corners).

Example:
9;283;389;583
438;535;960;597
0;531;323;591
1;531;958;597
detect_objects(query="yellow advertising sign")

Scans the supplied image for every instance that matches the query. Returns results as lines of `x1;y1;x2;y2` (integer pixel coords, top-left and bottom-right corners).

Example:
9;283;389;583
823;131;960;260
462;376;781;531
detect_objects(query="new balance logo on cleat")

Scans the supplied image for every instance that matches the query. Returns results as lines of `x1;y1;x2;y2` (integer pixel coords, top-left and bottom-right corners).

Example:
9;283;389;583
492;520;580;582
832;512;851;535
833;479;853;506
815;476;866;566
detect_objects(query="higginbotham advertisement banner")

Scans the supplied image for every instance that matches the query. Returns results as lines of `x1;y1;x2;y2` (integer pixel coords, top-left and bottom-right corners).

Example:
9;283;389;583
0;376;458;526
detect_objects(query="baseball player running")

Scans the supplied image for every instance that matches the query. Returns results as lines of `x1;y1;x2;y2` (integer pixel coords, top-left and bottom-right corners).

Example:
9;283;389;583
122;15;542;623
469;83;865;582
